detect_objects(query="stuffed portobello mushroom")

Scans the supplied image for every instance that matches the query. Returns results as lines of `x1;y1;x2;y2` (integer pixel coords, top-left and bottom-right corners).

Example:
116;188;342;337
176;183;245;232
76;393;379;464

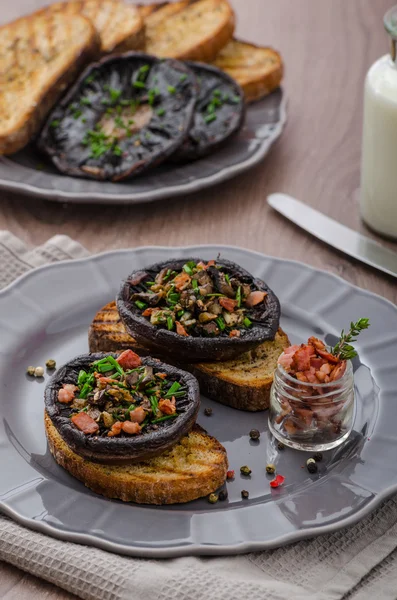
38;53;197;181
172;62;245;161
44;350;200;464
117;258;281;362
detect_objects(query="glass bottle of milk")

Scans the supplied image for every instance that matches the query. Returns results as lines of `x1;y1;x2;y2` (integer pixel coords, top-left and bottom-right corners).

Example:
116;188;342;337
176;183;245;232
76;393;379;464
360;6;397;239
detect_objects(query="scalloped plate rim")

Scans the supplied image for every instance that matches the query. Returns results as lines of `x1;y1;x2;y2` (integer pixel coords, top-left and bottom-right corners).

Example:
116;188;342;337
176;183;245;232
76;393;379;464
0;243;396;558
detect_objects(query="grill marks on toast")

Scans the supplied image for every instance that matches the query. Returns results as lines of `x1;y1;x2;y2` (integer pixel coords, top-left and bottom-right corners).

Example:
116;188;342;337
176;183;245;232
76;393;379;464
144;0;235;61
213;40;283;102
88;301;140;353
44;1;145;54
0;12;99;154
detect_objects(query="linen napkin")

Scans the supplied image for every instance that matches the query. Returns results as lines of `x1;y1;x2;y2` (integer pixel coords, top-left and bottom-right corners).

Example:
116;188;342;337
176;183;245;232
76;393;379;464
1;230;397;600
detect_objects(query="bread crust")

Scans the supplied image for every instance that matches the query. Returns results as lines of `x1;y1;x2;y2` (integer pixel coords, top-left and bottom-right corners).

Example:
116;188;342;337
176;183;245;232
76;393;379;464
0;12;99;155
45;412;228;504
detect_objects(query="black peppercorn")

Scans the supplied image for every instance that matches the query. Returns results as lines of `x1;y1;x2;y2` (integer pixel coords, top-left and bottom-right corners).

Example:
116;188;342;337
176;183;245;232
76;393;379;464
218;489;228;501
204;407;213;416
249;429;260;440
313;452;323;462
241;490;249;499
306;458;318;474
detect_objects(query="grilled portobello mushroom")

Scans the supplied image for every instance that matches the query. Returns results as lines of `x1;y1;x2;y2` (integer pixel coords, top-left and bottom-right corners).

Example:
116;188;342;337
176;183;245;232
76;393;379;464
172;61;245;161
38;53;197;181
117;258;281;362
44;351;200;464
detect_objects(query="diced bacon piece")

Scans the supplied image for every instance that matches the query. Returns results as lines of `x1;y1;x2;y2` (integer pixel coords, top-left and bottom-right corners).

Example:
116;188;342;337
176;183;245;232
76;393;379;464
174;272;191;291
176;321;189;336
295;372;309;382
320;363;332;375
292;344;316;372
107;421;123;437
229;329;241;338
116;349;141;369
278;345;300;369
58;384;78;404
155;372;167;379
315;370;328;383
284;419;299;435
219;297;238;312
142;307;154;317
304;370;318;384
308;336;326;351
310;356;326;370
329;360;347;381
97;377;118;385
122;421;141;435
245;290;267;307
129;406;146;424
316;347;340;364
71;412;99;434
294;407;314;426
159;397;176;415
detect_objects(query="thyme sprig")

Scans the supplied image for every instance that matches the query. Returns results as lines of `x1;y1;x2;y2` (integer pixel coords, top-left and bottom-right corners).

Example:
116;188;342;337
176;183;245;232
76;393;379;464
332;318;370;360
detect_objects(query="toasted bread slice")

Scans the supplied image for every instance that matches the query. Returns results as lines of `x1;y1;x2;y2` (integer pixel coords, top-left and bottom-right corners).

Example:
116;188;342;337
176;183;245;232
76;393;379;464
212;40;283;102
0;11;99;155
190;329;290;411
88;302;289;411
139;1;195;25
45;1;145;54
45;412;227;504
144;0;235;62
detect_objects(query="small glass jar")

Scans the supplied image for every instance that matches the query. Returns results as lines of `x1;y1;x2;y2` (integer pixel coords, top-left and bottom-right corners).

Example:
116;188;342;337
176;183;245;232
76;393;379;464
269;360;354;451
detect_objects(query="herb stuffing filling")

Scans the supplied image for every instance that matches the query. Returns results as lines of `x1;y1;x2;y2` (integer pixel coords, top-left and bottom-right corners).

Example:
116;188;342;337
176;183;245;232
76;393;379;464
56;350;186;437
130;260;268;338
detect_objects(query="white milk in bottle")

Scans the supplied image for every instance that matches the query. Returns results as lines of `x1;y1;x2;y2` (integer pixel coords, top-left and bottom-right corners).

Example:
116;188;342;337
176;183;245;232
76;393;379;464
360;6;397;238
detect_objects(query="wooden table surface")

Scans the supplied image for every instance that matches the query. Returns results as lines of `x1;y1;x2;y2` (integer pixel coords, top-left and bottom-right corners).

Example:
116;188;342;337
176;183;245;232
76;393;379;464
1;0;397;597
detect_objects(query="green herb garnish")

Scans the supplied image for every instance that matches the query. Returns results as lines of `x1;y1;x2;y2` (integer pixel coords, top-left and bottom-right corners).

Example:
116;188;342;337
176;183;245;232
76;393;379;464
85;74;96;84
133;80;146;89
204;113;217;124
332;318;370;360
167;316;174;330
157;108;166;117
152;414;179;424
50;119;60;129
216;316;226;331
80;97;91;106
109;88;122;104
165;381;181;397
243;317;252;328
179;74;188;82
236;286;242;307
167;85;176;94
135;300;147;310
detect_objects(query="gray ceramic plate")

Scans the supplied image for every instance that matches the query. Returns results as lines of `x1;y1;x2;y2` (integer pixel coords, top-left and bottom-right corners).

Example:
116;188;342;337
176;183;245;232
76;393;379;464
0;245;396;558
0;90;285;205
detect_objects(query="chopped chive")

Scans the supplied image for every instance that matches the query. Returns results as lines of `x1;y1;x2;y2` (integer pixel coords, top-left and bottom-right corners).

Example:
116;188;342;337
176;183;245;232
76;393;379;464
152;414;179;424
216;316;226;331
177;310;185;317
85;74;96;84
135;300;147;310
145;281;156;286
183;264;194;276
179;74;188;82
236;286;242;307
50;119;60;128
103;84;110;91
73;109;82;119
133;80;146;89
206;293;226;298
81;117;87;123
113;145;122;156
78;370;88;386
164;381;181;397
150;395;159;413
156;108;166;116
167;316;174;330
213;89;222;97
101;99;110;105
167;85;176;94
106;356;124;375
231;95;241;104
138;64;150;81
243;317;252;328
225;273;231;284
204;114;217;124
192;279;198;290
80;97;91;106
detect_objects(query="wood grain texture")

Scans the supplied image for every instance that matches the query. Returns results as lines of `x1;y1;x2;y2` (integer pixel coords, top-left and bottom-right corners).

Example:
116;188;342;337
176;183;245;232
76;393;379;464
1;0;397;597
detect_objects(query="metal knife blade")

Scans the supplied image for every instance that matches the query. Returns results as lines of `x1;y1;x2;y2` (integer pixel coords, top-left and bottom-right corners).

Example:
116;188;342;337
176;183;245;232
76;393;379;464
267;193;397;279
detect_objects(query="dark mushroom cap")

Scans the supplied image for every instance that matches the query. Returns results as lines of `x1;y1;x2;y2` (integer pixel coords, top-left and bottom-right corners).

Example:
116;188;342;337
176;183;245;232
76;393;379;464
44;353;200;464
172;62;245;161
117;258;281;362
38;53;197;181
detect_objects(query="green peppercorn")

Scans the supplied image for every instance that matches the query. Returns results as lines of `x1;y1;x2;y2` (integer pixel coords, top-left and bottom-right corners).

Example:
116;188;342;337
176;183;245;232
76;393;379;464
249;429;260;440
218;489;228;501
46;359;56;370
266;463;276;475
204;407;213;416
313;452;323;462
26;366;35;376
277;441;285;450
306;458;318;474
241;490;249;499
240;465;252;476
208;493;218;504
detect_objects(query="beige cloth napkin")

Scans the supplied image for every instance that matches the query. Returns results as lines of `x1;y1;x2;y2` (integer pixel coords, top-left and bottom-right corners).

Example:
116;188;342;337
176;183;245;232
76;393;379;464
1;230;397;600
